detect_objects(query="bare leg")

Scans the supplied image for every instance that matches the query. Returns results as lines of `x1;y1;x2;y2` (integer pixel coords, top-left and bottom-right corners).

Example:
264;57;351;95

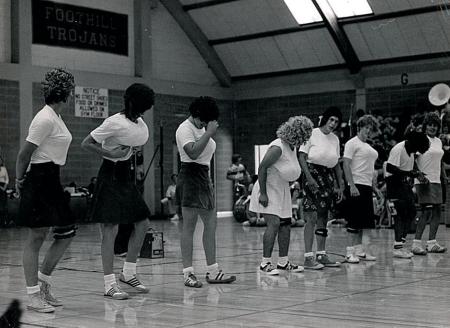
23;228;48;286
277;219;291;258
198;209;217;266
262;214;280;258
40;237;73;276
415;206;431;240
316;208;328;251
428;205;441;240
125;219;150;263
304;211;317;253
181;207;199;268
101;224;119;275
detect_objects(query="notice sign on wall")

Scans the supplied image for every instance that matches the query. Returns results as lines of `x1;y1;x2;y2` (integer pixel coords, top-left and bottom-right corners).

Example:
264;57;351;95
32;0;128;56
74;86;109;118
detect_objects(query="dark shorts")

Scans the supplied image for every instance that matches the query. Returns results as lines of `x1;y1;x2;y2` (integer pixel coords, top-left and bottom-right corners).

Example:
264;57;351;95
17;162;74;228
89;159;150;224
344;184;375;230
301;163;335;213
176;162;214;210
415;183;442;205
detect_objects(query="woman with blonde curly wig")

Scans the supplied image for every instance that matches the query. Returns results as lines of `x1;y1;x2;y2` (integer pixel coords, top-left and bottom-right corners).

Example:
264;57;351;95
15;68;75;313
250;116;313;275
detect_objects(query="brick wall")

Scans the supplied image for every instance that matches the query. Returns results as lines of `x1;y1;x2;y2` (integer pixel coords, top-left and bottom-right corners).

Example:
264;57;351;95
32;83;123;187
235;90;356;175
0;80;19;182
153;94;234;212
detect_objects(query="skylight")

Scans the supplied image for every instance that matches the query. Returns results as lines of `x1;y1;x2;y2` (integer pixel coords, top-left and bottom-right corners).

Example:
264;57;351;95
327;0;373;18
283;0;373;25
283;0;323;25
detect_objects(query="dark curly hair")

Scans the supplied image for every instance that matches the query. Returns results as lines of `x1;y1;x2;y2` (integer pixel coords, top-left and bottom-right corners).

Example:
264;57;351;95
42;68;75;104
406;130;430;154
189;96;219;122
319;106;342;127
421;112;441;134
123;83;155;120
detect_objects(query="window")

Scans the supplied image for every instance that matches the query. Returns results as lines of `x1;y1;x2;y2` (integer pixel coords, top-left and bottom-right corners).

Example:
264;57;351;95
283;0;323;25
254;145;269;174
327;0;373;18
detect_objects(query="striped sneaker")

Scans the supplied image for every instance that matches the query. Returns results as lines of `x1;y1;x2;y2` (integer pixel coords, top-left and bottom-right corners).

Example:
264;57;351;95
260;262;280;275
206;270;236;284
277;261;304;273
119;273;149;293
27;292;55;313
184;273;202;288
39;279;63;307
104;283;129;300
426;241;447;253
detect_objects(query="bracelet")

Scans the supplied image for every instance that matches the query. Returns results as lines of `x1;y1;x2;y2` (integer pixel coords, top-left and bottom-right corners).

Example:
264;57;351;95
15;177;25;182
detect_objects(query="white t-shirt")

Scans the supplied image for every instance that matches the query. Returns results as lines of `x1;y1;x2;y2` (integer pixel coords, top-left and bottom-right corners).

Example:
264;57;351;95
385;141;414;177
90;113;149;162
268;138;301;182
175;119;216;166
26;105;72;165
343;136;378;186
300;127;340;168
415;136;443;184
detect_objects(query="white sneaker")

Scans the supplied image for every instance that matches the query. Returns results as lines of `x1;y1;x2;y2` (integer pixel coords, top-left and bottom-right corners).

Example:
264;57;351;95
260;262;280;275
426;241;447;253
27;292;55;313
393;248;413;259
346;253;360;263
356;253;376;261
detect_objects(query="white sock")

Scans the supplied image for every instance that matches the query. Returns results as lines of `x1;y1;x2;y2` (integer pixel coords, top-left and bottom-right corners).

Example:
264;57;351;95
346;246;354;256
183;267;194;279
38;271;52;284
413;239;422;245
427;239;437;244
278;256;288;266
261;257;272;266
354;244;363;254
304;252;314;258
316;250;326;255
104;274;116;293
26;285;40;295
206;263;219;274
394;241;403;249
122;262;137;279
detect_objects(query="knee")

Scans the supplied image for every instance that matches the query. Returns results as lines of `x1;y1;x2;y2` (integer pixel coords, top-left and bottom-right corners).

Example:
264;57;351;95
53;225;77;240
315;228;328;238
29;228;48;244
279;217;291;227
346;227;360;234
135;219;150;232
304;212;317;225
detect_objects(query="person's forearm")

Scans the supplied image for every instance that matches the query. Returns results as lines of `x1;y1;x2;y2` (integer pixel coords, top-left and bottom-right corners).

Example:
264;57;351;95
342;160;354;188
386;163;411;177
258;167;268;195
334;163;344;189
299;153;313;181
185;133;212;160
16;151;31;180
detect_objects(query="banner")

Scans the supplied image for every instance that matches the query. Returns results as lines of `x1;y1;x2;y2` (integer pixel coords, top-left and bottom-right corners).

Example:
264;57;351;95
74;86;108;118
32;0;128;56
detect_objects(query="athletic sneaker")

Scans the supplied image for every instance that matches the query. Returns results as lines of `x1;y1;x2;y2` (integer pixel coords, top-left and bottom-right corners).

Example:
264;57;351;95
184;273;202;288
260;262;280;275
356;253;377;261
104;283;129;300
39;279;63;307
206;270;236;284
277;261;304;272
27;292;55;313
345;253;360;264
119;273;149;293
316;253;341;267
393;248;413;259
303;256;324;270
426;242;447;253
412;244;427;256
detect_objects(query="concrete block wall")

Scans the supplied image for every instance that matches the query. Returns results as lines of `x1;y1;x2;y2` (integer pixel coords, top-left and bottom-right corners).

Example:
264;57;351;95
31;0;135;76
0;80;20;182
235;90;356;175
0;0;11;63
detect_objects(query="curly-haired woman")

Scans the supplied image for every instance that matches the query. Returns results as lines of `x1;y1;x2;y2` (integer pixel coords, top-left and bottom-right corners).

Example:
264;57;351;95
342;115;381;263
299;107;345;269
15;68;76;313
176;97;236;287
412;112;447;255
250;116;313;275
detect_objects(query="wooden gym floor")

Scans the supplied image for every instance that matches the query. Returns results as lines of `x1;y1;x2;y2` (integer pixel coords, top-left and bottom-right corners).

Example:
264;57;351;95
0;217;450;327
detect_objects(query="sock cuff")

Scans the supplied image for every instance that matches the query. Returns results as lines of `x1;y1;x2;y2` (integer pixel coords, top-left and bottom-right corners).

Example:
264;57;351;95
316;250;326;255
183;267;194;274
38;271;51;283
278;256;288;265
413;239;422;243
104;274;116;286
346;246;354;251
206;263;219;272
26;285;40;295
123;262;137;270
427;239;437;244
304;252;314;257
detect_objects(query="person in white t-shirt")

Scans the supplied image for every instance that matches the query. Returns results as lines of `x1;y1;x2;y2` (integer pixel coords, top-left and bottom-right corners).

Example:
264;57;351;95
342;115;381;263
299;107;345;270
81;83;154;300
249;116;313;275
175;97;236;287
15;68;75;313
386;131;430;259
412;112;447;254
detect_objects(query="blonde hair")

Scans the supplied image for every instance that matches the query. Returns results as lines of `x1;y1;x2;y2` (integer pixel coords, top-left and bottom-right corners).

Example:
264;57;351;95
276;115;314;148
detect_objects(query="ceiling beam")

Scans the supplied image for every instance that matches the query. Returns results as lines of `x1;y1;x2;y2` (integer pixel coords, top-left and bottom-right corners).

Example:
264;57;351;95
160;0;231;87
183;0;239;11
311;0;361;74
362;51;450;67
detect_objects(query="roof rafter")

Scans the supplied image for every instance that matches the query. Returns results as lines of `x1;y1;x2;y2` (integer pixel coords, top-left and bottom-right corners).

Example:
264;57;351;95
160;0;231;87
311;0;361;74
183;0;239;11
